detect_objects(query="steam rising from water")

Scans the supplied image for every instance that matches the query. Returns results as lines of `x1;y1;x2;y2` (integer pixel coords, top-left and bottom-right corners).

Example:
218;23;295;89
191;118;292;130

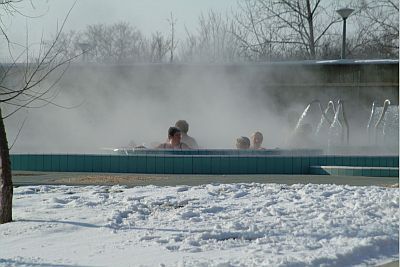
5;64;290;153
4;64;398;155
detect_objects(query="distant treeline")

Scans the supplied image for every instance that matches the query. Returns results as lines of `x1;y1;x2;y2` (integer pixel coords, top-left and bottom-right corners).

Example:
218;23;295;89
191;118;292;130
51;0;398;63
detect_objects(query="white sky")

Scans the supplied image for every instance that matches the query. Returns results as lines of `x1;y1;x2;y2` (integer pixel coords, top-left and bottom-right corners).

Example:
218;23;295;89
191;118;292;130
2;0;234;55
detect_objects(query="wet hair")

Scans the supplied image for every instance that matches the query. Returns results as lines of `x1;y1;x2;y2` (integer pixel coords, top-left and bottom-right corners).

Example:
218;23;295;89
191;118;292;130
236;136;250;149
175;120;189;133
168;126;181;138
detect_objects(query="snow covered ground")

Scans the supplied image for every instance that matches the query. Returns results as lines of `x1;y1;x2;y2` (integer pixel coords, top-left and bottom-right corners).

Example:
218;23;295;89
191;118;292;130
0;183;398;267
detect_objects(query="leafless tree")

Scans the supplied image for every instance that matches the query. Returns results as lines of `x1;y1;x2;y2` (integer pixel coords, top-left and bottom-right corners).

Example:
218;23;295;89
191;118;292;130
167;13;178;63
350;0;399;58
0;1;78;224
148;31;170;63
180;10;241;63
233;0;342;60
81;22;146;63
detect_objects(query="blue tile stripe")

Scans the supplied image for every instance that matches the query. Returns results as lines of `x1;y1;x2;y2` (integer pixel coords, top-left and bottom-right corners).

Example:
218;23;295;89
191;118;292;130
9;154;399;176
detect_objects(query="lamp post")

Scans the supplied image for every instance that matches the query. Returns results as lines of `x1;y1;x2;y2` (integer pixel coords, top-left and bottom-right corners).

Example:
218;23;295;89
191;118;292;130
336;8;354;59
78;43;91;62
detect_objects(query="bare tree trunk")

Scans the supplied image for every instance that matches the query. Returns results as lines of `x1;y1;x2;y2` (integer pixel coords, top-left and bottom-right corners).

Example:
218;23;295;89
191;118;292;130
0;107;13;224
306;0;316;59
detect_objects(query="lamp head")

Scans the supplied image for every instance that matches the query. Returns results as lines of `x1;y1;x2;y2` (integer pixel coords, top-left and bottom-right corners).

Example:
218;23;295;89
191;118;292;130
336;8;354;19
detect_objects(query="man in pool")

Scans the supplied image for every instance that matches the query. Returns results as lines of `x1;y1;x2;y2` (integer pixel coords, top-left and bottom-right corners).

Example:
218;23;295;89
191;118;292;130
156;126;190;149
175;120;199;149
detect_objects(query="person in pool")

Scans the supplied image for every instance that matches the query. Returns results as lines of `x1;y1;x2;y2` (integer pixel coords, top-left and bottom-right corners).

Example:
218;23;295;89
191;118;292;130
250;131;266;150
175;120;199;149
236;136;251;149
156;126;190;149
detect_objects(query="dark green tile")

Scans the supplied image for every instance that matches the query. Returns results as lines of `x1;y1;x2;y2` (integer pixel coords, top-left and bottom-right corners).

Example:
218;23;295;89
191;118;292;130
201;157;212;174
321;168;330;175
59;155;68;172
211;157;221;174
173;157;184;174
362;168;372;177
350;156;358;167
247;157;258;174
10;155;17;170
82;155;93;172
347;168;354;176
34;155;44;171
155;156;165;174
49;155;58;171
334;156;343;166
353;168;362;176
147;156;156;173
164;157;174;174
276;157;285;174
371;169;381;177
101;155;112;172
341;157;350;166
66;155;75;172
136;156;147;173
268;157;279;174
393;157;399;167
43;155;52;171
26;155;36;171
318;156;327;166
389;168;399;177
219;157;230;174
238;157;248;174
326;156;335;166
380;169;390;177
229;157;240;174
92;155;103;172
192;157;202;174
358;157;367;167
387;157;395;167
301;157;309;174
256;157;267;173
182;156;193;174
109;156;120;173
118;156;128;173
372;157;380;167
379;157;387;167
127;156;137;173
292;157;302;174
338;168;346;176
309;157;319;168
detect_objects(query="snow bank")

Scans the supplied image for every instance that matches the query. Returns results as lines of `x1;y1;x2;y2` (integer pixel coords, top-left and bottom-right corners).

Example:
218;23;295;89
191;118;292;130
0;183;398;266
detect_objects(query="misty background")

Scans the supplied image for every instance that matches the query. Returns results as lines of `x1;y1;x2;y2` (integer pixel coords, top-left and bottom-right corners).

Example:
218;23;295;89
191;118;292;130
1;0;398;153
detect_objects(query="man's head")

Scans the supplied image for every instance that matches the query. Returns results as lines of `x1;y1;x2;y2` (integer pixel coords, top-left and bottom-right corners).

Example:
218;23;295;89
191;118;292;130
236;136;250;149
175;120;189;134
251;131;263;148
168;126;182;145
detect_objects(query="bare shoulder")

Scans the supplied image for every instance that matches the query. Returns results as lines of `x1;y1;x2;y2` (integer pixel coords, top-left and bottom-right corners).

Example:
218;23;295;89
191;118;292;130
181;143;190;149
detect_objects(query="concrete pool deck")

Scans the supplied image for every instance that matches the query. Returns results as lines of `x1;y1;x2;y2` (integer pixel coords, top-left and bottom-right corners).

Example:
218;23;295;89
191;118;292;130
12;171;399;187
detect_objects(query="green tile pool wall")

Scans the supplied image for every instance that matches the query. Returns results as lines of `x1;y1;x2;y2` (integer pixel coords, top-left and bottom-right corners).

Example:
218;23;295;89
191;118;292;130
10;154;399;175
